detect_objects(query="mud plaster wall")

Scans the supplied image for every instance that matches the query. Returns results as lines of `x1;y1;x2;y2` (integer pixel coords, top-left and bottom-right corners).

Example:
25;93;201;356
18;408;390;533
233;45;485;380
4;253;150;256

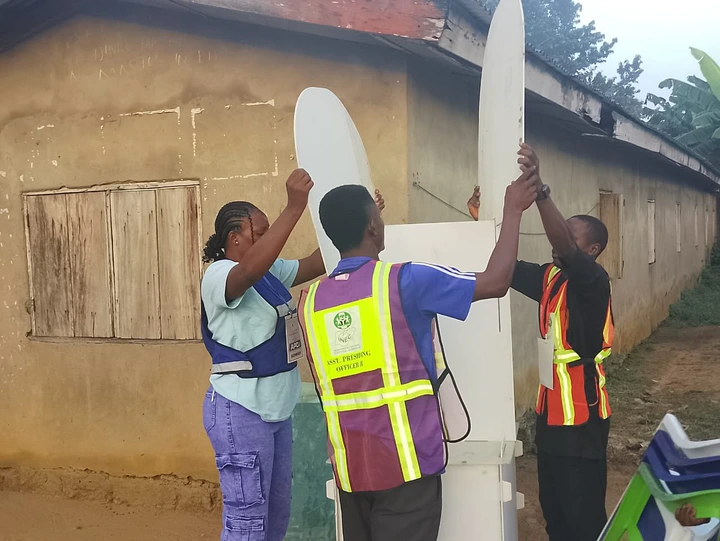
408;91;717;413
407;59;480;223
0;13;408;480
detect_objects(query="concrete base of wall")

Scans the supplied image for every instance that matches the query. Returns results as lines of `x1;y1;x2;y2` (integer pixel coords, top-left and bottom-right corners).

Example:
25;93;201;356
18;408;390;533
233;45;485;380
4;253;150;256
0;466;221;513
0;397;336;540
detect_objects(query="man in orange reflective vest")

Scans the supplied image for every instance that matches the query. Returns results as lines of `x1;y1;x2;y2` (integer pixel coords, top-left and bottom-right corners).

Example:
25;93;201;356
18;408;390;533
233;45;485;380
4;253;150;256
469;144;613;541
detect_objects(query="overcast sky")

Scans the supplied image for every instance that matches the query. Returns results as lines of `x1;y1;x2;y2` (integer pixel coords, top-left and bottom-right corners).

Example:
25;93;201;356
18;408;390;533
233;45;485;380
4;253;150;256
577;0;720;99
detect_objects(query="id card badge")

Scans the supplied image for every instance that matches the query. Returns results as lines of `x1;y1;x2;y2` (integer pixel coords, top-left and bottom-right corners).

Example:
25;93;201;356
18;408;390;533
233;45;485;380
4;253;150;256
285;312;307;364
538;318;554;390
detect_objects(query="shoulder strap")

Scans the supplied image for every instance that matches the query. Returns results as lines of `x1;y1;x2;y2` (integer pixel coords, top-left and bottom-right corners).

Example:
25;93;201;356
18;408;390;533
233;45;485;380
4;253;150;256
253;271;293;308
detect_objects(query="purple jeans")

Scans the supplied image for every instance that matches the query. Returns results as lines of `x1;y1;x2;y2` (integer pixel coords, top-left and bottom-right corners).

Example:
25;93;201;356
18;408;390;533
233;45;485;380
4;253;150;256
203;388;293;541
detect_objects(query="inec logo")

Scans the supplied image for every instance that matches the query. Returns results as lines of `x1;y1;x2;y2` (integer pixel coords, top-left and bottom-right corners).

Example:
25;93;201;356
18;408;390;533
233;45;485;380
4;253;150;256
326;307;361;355
333;311;352;330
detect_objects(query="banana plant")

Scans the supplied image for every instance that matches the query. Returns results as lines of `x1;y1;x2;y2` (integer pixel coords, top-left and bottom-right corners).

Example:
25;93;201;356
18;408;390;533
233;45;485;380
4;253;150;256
646;48;720;168
692;47;720;101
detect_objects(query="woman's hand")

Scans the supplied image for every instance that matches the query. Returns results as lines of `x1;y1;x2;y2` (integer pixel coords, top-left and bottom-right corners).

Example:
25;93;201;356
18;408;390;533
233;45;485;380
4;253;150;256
504;167;539;216
467;186;480;221
286;169;313;215
375;189;385;212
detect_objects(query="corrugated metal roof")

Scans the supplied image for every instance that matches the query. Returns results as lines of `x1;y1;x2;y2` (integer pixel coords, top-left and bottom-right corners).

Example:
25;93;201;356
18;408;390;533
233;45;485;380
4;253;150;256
119;0;449;40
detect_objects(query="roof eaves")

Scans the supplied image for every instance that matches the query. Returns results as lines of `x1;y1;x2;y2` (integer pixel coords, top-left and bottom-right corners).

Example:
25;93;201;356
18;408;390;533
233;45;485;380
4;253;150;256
452;0;720;182
0;0;84;53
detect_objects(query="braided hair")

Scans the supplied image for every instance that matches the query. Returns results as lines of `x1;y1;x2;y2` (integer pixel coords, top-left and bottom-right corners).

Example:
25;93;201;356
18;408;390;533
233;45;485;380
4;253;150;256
203;201;259;263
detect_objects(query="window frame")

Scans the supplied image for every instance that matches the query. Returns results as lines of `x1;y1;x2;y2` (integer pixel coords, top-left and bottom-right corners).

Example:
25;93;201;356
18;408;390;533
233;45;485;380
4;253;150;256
23;180;203;341
598;191;624;279
676;202;682;253
648;199;656;265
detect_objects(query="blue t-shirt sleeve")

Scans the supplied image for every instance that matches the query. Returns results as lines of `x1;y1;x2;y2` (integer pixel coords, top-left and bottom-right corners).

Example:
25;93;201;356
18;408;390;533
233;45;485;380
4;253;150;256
404;262;476;321
269;258;300;289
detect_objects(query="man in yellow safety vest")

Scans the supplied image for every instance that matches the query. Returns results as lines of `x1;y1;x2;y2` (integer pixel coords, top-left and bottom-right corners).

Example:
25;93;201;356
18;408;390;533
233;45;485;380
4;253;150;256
298;167;538;541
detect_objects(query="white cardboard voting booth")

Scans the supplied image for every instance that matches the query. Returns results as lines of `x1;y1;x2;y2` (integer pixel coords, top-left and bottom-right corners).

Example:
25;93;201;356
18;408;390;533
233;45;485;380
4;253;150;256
295;0;527;530
320;222;523;541
382;221;522;541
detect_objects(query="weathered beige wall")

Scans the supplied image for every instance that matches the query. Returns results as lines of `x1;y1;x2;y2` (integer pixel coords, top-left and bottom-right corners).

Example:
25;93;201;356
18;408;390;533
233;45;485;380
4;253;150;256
1;8;716;480
0;12;409;480
407;76;717;413
407;59;479;223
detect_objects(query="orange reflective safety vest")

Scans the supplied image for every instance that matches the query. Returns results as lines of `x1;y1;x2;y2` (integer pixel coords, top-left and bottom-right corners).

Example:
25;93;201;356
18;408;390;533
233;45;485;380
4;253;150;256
536;265;613;426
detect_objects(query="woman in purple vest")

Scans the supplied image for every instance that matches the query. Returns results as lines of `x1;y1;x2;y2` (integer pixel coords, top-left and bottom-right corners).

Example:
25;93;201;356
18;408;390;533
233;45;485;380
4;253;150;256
200;168;385;541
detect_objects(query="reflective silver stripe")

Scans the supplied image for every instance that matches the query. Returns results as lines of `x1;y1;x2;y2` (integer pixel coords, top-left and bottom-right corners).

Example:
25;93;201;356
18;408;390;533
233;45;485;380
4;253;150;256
323;382;435;409
304;282;352;492
376;262;420;482
595;349;611;363
211;361;253;374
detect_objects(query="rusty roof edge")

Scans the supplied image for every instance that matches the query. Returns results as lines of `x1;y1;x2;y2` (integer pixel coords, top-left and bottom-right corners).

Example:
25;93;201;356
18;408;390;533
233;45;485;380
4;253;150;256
1;0;717;183
163;0;450;40
448;0;720;184
0;0;450;53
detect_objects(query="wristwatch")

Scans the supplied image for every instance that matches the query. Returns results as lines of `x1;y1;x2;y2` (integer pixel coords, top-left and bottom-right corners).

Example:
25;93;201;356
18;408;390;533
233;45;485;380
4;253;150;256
537;184;551;201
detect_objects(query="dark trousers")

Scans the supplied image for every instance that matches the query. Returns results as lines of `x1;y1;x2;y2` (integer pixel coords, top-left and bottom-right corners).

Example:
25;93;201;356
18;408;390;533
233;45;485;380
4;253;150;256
338;475;442;541
537;451;608;541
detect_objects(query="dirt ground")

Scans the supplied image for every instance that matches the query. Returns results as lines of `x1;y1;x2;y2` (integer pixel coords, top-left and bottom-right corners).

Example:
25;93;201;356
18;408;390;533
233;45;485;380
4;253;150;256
3;325;720;541
519;325;720;541
0;491;220;541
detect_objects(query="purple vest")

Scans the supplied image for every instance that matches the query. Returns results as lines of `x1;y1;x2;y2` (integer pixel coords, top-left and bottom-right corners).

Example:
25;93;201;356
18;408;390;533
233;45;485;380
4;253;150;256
301;260;445;492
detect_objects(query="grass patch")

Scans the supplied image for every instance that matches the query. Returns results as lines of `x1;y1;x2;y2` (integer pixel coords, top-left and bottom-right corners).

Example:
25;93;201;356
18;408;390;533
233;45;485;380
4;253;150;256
667;248;720;327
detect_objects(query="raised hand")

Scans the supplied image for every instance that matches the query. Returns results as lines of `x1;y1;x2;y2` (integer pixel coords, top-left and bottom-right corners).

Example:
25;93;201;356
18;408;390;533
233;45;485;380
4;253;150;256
467;186;480;221
286;169;313;213
374;189;386;212
517;143;542;192
504;166;539;214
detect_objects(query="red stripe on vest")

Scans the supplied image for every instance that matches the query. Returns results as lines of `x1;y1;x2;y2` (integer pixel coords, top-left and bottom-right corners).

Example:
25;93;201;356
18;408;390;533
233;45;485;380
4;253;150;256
537;265;613;426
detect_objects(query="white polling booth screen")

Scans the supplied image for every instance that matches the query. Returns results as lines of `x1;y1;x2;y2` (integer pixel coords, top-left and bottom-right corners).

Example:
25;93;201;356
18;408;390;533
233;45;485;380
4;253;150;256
381;220;522;541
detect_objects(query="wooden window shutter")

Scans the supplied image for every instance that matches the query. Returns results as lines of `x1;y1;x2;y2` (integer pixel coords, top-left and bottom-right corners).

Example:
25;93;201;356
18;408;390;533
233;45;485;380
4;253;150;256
598;193;624;279
648;200;656;264
25;194;74;337
110;190;161;339
675;203;682;253
156;187;201;339
67;192;114;337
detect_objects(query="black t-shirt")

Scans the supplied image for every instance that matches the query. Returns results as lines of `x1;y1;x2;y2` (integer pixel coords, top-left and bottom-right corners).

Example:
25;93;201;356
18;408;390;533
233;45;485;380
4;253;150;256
512;249;611;459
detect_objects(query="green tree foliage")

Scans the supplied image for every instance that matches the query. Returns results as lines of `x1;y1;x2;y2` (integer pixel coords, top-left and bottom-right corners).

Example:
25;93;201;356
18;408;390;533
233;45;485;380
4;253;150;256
480;0;644;114
589;56;644;116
